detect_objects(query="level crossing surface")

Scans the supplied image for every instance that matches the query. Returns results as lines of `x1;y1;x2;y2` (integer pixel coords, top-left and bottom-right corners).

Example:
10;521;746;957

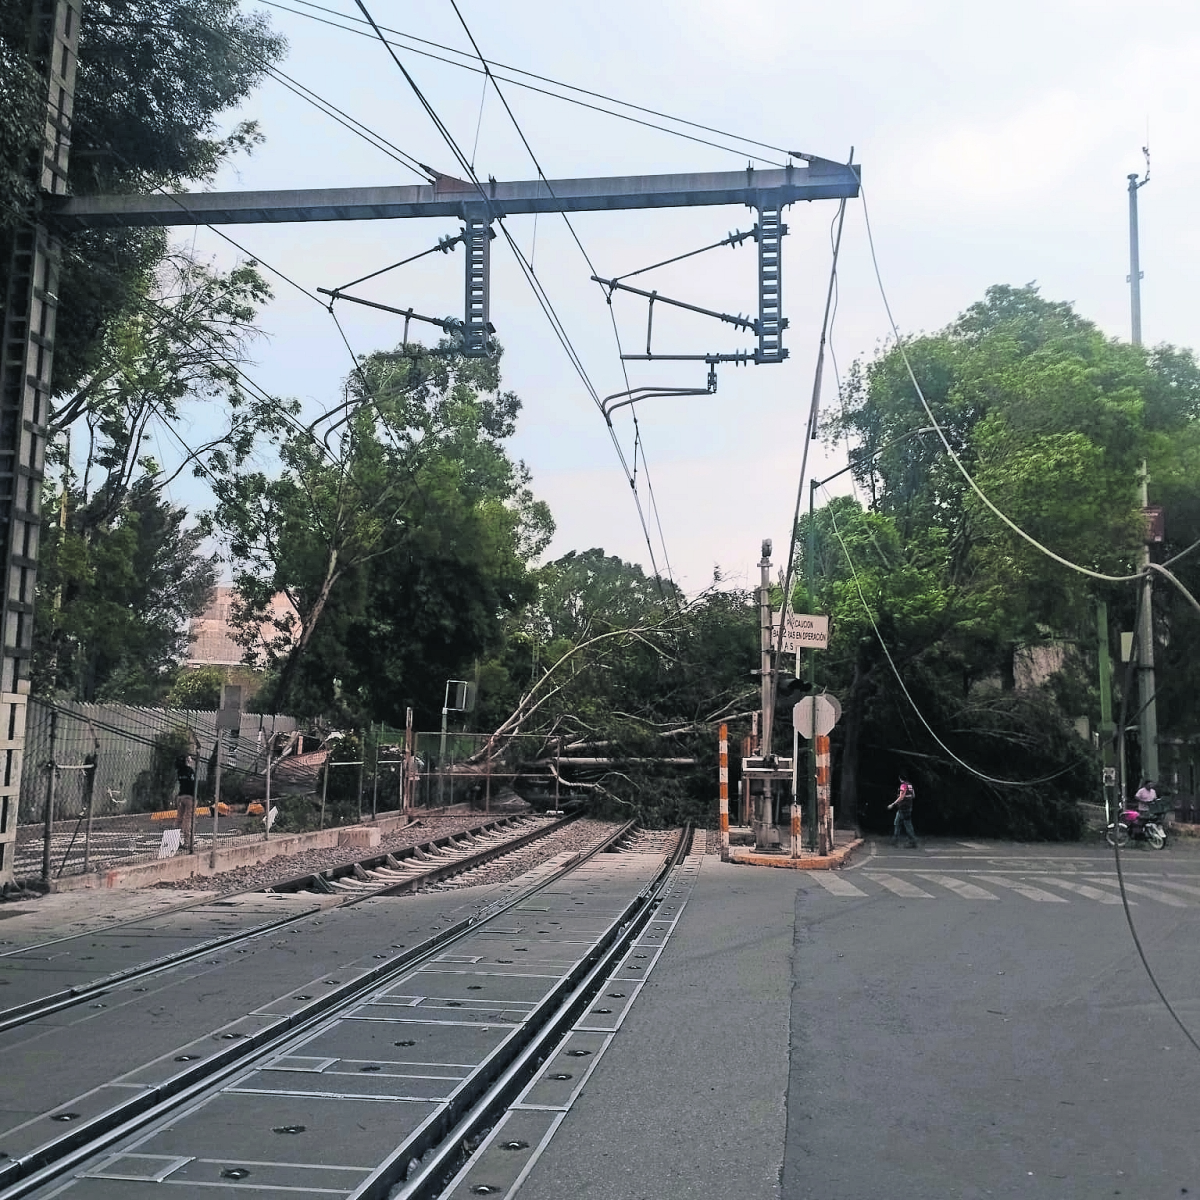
3;837;1200;1198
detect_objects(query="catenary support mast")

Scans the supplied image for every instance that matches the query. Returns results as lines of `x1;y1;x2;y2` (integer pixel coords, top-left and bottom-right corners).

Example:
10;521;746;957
0;0;80;888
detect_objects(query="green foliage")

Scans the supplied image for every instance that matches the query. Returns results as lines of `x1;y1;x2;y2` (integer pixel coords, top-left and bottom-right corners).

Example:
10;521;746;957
167;666;224;710
479;554;757;828
213;341;552;725
33;478;217;701
814;284;1200;834
130;724;194;812
1;1;286;394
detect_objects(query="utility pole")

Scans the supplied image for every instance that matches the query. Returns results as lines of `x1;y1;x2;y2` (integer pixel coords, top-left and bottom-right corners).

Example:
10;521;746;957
1095;599;1118;824
1128;156;1158;787
757;538;777;849
1137;462;1159;785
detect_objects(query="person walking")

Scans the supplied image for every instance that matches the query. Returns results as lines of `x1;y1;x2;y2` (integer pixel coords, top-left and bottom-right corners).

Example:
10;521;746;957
889;776;918;848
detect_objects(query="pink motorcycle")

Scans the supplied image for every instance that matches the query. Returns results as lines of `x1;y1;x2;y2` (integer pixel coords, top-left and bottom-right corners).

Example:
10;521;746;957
1106;805;1167;849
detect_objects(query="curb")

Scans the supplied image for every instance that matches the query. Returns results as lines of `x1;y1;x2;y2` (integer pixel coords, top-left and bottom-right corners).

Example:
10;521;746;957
727;836;863;871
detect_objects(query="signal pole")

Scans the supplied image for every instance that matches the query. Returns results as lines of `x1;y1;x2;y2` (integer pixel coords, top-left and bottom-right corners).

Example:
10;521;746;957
1127;159;1159;786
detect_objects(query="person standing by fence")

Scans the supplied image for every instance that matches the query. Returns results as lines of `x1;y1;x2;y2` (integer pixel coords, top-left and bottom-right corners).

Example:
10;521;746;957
175;732;201;853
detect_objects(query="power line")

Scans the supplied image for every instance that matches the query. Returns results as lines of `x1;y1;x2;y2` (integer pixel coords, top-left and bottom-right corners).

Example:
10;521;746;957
774;184;849;662
1107;583;1200;1059
84;13;432;179
857;182;1143;587
858;182;1200;622
821;486;1082;788
260;0;790;163
444;0;678;600
347;0;675;601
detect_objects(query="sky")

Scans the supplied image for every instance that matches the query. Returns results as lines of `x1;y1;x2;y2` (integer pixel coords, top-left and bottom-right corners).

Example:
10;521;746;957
168;0;1200;594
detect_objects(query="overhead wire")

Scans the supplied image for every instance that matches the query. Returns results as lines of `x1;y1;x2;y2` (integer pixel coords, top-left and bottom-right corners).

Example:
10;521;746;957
858;180;1200;618
773;185;849;662
259;0;789;163
346;0;675;600
1108;583;1200;1058
858;182;1143;587
446;0;681;600
820;485;1082;788
85;12;432;179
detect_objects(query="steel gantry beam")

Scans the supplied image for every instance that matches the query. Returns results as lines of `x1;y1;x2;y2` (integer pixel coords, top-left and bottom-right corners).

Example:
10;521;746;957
0;0;80;888
49;160;860;362
48;161;861;228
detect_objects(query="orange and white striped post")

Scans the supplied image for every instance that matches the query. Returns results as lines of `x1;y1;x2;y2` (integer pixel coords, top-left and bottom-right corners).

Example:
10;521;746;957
816;734;832;856
718;722;730;862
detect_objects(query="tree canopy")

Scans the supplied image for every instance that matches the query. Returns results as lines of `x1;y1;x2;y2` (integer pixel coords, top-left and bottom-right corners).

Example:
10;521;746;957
812;284;1200;834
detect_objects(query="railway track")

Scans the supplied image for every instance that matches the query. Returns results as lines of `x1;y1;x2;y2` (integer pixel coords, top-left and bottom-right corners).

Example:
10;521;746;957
0;815;573;1038
0;821;696;1200
266;813;578;900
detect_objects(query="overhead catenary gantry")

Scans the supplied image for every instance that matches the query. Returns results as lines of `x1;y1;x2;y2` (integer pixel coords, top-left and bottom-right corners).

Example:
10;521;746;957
50;160;861;362
0;0;860;889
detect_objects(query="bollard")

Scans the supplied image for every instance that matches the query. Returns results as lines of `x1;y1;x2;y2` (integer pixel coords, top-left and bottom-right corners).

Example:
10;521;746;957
719;723;729;862
816;734;831;856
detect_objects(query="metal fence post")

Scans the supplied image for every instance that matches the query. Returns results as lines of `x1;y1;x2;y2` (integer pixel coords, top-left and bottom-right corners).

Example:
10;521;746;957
209;730;222;870
82;756;95;871
719;723;730;862
319;752;329;831
403;707;414;813
41;709;57;883
370;722;378;820
357;741;364;822
264;736;273;842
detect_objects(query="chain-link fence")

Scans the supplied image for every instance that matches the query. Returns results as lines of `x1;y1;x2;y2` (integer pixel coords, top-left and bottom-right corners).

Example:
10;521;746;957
15;700;299;881
15;706;639;881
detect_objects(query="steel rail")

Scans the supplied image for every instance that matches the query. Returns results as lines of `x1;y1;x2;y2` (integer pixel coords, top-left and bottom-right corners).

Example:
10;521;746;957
0;818;639;1198
0;906;318;1037
345;812;581;903
0;815;567;1036
360;825;693;1199
261;814;560;894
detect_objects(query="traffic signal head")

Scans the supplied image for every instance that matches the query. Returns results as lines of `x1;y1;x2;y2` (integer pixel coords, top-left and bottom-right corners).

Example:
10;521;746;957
775;675;812;705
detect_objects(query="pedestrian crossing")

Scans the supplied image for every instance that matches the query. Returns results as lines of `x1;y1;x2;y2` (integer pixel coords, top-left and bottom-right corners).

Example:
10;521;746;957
803;868;1200;908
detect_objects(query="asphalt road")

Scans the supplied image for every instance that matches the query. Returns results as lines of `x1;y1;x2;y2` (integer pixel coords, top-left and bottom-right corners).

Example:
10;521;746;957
784;837;1200;1199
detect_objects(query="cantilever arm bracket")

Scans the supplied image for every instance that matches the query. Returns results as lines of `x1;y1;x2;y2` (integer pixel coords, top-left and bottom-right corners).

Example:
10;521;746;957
601;375;718;424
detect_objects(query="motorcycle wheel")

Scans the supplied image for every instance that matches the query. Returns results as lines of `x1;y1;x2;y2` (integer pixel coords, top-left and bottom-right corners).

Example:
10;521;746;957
1145;823;1166;849
1106;822;1129;847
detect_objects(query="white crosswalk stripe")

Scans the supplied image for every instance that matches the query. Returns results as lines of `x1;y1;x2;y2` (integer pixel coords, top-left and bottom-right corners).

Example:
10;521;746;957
1037;878;1126;904
1151;879;1200;900
914;873;998;900
804;866;1200;906
804;872;867;896
863;872;934;898
972;874;1067;902
1080;876;1188;907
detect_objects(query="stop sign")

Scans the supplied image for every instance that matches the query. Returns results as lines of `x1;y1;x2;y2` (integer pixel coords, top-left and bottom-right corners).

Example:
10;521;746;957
793;693;841;738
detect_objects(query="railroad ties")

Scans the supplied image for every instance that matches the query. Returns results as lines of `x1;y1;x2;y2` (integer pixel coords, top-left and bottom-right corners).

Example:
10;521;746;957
272;815;567;900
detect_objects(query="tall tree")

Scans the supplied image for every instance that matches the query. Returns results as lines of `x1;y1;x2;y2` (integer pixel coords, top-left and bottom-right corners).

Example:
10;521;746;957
214;341;553;723
818;284;1200;833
